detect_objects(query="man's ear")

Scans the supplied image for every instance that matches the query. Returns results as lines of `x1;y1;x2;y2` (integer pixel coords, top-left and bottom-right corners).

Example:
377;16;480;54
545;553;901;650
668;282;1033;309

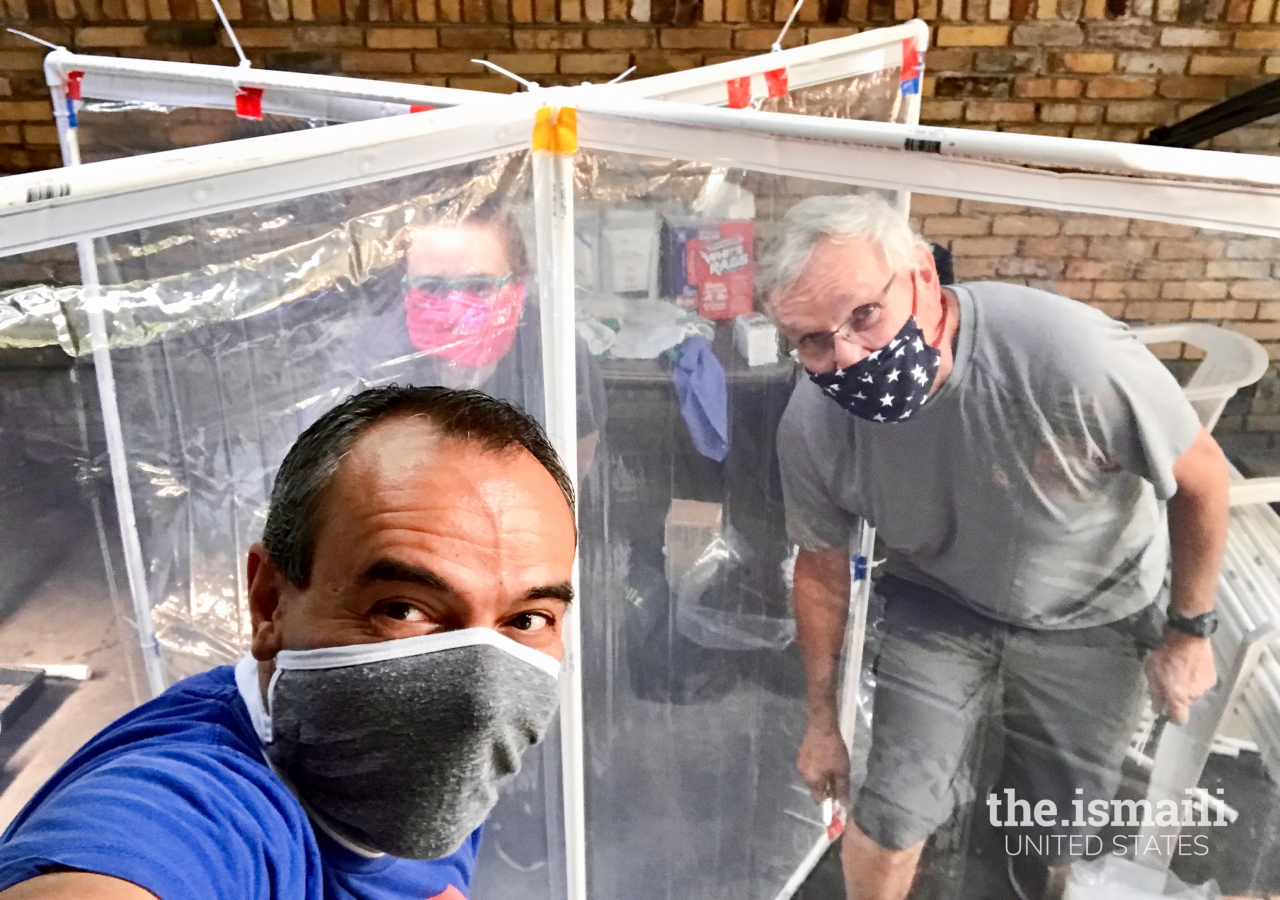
913;243;938;287
247;543;286;661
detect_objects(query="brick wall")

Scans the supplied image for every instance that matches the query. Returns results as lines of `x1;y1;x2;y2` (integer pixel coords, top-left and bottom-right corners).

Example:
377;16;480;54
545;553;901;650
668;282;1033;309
909;195;1280;437
3;0;1280;173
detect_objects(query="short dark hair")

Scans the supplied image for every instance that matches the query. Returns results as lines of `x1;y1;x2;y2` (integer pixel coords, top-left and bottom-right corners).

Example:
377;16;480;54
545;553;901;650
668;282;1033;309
262;385;574;589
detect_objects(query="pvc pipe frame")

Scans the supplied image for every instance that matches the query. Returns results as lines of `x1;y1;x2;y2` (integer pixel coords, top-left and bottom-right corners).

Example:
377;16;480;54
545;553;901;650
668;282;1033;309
532;141;587;900
41;23;924;129
51;81;169;698
5;62;1280;900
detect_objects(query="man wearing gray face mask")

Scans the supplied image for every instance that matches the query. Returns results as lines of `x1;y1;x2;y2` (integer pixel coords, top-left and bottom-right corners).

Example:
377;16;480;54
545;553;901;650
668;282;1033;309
0;385;577;900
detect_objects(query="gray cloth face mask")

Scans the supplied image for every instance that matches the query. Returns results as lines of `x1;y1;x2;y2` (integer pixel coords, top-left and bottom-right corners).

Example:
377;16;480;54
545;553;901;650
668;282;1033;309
265;629;561;860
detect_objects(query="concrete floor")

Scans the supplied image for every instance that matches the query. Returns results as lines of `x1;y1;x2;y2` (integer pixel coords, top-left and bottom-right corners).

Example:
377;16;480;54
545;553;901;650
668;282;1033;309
0;521;145;829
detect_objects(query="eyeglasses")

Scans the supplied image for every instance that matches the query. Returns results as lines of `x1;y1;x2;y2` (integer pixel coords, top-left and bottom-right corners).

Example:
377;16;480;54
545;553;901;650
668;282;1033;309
790;274;896;367
404;274;515;302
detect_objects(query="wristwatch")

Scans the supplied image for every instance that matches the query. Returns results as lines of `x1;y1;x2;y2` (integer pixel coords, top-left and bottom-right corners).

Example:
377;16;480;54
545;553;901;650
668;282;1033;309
1166;609;1219;639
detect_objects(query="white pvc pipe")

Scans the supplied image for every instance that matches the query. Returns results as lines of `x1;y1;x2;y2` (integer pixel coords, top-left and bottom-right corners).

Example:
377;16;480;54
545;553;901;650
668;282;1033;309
533;126;587;900
617;21;928;103
44;48;490;117
576;95;1280;190
49;76;168;696
0;100;534;256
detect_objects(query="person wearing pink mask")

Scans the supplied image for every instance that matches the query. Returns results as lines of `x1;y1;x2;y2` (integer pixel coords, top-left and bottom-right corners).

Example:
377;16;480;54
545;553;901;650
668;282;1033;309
359;208;606;474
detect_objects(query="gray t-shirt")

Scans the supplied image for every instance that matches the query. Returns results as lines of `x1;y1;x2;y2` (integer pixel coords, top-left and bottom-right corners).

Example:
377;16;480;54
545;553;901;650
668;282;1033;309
778;281;1202;630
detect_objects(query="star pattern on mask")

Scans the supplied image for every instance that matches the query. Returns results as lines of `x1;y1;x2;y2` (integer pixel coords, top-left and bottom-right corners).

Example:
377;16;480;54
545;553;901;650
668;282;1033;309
808;322;944;425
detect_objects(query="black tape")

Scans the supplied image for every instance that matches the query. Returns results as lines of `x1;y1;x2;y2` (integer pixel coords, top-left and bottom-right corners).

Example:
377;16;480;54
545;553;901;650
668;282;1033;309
904;137;942;154
26;182;71;203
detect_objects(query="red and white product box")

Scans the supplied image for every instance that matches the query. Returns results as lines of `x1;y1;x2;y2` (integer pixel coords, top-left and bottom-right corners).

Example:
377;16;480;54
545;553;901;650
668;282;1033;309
686;221;755;320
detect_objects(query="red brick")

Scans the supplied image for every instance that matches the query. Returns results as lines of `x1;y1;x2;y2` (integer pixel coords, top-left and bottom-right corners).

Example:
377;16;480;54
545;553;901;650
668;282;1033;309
948;236;1020;255
1014;76;1083;98
486;50;557;72
1065;259;1133;279
732;28;802;50
1191;300;1256;318
936;25;1010;46
513;29;583;49
1023;236;1089;256
76;25;147;45
586;27;653;48
1085;237;1155;258
1156;76;1226;99
966;100;1036;121
1104;100;1173;123
1160;281;1228;300
0;101;53;122
1124;301;1191;320
367;27;439;47
1086;76;1156;98
660;27;733;48
1232;281;1280;300
439;26;513;48
993;214;1061;235
1189;55;1260;75
1157;238;1224;258
1057;50;1114;72
1159;26;1230;47
922;215;990;236
1235;30;1280;49
341;49;414;71
412;50;474;71
1040;102;1102;123
0;51;45;71
560;51;630;72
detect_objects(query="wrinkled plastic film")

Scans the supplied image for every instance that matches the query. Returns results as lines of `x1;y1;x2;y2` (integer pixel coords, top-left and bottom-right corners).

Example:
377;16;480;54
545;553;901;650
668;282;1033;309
72;101;330;165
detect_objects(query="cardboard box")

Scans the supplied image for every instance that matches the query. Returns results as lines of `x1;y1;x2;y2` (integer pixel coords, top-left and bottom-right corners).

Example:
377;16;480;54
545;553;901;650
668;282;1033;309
664;499;724;590
733;312;779;366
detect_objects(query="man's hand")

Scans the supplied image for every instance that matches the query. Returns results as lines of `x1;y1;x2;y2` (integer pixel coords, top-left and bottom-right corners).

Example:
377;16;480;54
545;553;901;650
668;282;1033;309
1144;631;1216;726
797;719;851;804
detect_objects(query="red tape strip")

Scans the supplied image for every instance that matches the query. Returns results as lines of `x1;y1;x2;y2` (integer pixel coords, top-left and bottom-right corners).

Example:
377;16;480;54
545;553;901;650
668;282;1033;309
727;75;751;109
235;86;264;120
764;67;788;99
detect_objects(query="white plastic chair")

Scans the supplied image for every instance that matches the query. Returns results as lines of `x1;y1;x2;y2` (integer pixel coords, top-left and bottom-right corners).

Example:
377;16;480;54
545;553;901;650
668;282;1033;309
1132;322;1270;432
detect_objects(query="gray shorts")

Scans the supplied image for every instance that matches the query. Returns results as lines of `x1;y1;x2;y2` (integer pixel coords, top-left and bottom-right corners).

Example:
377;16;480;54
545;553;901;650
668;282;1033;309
854;575;1163;861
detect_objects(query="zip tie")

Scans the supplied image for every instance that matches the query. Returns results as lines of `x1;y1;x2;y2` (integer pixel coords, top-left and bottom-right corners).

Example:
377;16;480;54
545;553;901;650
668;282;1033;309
5;28;63;50
471;59;537;90
607;66;637;84
208;0;250;67
771;0;806;52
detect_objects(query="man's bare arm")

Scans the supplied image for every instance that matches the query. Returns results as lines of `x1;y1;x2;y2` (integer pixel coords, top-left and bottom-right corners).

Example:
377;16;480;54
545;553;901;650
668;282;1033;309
1145;426;1229;725
793;544;854;802
0;872;157;900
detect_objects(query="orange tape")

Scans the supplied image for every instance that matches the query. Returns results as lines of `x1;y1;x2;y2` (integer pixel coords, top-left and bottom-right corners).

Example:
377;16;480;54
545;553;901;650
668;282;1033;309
532;105;577;155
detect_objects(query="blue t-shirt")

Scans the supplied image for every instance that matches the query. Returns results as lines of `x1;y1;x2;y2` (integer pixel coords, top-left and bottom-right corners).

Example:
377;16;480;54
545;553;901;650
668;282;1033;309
0;664;479;900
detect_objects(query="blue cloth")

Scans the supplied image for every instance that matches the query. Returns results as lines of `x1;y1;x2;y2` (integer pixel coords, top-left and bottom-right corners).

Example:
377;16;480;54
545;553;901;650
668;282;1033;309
0;666;480;900
671;335;729;462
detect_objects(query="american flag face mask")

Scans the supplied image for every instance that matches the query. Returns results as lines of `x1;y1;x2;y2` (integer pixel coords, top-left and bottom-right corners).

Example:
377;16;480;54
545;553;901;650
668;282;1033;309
807;292;946;424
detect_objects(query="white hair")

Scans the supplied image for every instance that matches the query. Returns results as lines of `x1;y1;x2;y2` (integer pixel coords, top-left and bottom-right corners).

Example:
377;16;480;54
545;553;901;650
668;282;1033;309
763;193;927;301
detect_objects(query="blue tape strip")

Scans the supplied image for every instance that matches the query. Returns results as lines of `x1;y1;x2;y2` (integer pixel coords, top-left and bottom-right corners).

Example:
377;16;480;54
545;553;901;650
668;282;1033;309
66;97;77;129
899;76;921;97
853;555;868;582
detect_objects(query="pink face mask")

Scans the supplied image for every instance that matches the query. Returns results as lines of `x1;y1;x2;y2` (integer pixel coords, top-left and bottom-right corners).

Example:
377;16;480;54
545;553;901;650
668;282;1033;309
403;283;527;369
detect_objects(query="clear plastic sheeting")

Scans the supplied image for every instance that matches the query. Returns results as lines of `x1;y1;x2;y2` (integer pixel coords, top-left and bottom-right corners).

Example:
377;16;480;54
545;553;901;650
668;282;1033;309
756;68;911;124
74;102;329;165
4;60;1280;900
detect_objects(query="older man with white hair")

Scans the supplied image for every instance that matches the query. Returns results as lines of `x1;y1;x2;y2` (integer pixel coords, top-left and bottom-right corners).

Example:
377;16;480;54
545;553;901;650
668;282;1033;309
768;194;1228;900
